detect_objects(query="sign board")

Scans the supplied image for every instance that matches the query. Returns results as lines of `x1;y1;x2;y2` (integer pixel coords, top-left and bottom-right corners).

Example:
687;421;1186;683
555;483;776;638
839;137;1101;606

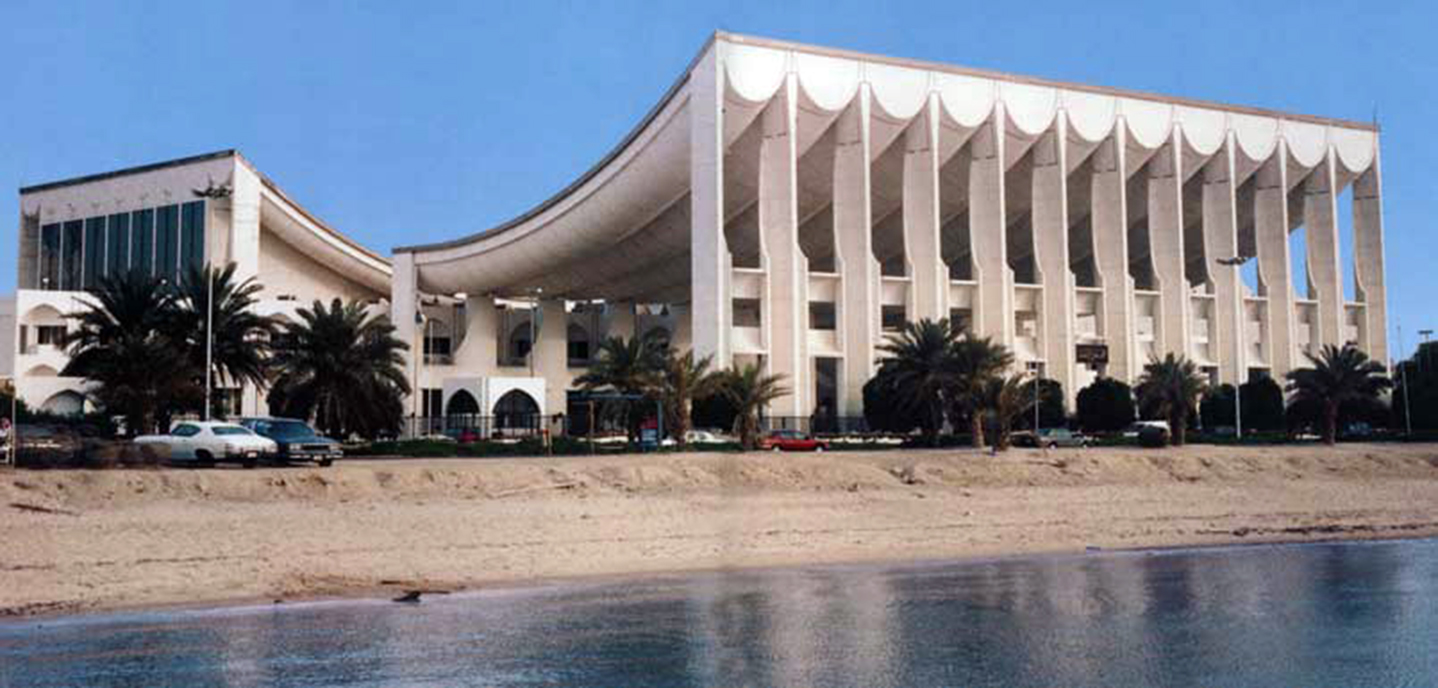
1076;343;1109;365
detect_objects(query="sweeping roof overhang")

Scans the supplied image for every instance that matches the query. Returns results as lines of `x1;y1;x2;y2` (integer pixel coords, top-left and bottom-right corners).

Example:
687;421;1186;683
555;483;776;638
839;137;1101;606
396;32;1379;302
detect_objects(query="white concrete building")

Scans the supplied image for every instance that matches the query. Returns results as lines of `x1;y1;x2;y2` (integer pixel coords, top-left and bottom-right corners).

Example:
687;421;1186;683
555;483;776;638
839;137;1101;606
6;150;391;415
386;32;1382;429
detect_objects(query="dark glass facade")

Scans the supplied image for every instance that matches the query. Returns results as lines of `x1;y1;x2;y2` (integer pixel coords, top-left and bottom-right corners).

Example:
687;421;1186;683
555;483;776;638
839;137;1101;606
131;208;154;277
61;221;82;290
107;213;130;277
35;201;203;291
180;201;205;276
83;217;106;290
39;223;60;289
155;205;179;283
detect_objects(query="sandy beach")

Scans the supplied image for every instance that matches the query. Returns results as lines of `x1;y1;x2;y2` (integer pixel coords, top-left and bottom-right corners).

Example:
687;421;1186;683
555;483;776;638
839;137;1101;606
3;443;1438;618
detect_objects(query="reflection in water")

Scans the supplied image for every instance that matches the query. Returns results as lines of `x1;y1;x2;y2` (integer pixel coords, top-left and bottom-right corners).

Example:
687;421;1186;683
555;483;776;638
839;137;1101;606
2;539;1436;687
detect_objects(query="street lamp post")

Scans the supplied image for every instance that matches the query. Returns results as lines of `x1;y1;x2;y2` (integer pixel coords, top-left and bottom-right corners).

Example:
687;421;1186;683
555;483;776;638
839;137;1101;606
1399;323;1413;437
1216;255;1252;441
203;266;214;420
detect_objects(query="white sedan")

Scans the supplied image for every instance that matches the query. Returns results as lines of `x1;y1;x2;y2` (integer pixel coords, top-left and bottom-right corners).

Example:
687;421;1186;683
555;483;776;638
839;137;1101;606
134;421;278;468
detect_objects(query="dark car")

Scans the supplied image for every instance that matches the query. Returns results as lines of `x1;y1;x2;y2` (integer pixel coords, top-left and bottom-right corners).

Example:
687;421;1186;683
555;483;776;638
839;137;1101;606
238;417;342;466
759;429;828;452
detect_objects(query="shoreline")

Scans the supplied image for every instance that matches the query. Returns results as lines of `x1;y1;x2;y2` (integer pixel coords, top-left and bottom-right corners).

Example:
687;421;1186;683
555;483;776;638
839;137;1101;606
5;443;1438;620
8;533;1436;626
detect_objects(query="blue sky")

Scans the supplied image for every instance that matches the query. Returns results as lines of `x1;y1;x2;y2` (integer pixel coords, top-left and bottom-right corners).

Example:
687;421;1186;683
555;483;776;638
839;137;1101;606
2;1;1433;357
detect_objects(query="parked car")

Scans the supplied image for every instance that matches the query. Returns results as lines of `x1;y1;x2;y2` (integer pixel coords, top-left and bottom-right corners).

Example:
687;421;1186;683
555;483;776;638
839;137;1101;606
1013;428;1093;448
134;421;277;468
1137;424;1172;448
759;429;828;452
239;417;344;466
13;424;84;467
1122;420;1171;438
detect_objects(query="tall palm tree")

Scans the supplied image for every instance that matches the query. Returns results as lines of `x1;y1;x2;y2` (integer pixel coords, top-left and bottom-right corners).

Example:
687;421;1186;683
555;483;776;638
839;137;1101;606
268;299;410;439
1135;353;1207;446
62;269;197;434
984;373;1032;451
949;335;1015;448
574;332;667;441
719;363;789;451
175;262;278;415
1286;344;1392;445
659;348;721;449
875;318;962;446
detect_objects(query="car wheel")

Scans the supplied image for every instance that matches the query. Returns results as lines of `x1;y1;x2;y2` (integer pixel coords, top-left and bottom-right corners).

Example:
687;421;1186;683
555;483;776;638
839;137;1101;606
319;458;334;468
194;450;216;468
242;456;258;469
771;445;782;453
1046;442;1058;450
815;445;825;453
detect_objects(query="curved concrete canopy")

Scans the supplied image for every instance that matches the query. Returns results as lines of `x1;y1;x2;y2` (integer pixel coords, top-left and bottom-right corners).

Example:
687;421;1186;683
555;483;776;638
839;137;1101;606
394;32;1379;303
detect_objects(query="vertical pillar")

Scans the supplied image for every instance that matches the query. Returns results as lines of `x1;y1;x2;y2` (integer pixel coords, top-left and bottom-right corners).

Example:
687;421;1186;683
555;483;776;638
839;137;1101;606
608;301;635;341
833;88;875;416
1032;118;1074;404
1305;151;1344;347
1255;141;1296;378
1352;147;1387;362
1091;127;1135;381
903;94;945;321
537;300;569;415
757;74;806;417
1203;134;1244;384
455;295;499;372
689;46;728;366
969;105;1012;345
228;161;262;286
1149;130;1188;359
390;252;419;416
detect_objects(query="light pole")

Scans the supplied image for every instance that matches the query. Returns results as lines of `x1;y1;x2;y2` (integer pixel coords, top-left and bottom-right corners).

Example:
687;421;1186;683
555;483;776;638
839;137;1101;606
203;265;214;420
1399;323;1413;437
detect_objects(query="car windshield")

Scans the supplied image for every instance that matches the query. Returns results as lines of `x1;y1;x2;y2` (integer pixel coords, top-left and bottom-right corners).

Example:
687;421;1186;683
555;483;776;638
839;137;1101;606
256;421;317;439
212;426;253;436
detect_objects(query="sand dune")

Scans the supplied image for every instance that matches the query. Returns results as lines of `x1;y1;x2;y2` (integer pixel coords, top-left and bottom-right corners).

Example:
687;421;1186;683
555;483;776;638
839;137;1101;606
3;443;1437;617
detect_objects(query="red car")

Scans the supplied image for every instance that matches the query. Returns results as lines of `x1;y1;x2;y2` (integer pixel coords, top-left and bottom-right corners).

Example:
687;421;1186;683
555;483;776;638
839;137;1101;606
760;429;828;452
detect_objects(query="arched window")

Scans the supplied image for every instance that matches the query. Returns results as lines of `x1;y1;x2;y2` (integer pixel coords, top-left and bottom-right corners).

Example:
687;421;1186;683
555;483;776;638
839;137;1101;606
40;390;84;416
445;389;480;416
493;389;539;432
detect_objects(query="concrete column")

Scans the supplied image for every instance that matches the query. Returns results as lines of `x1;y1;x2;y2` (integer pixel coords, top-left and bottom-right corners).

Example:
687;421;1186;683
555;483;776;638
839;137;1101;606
1305;151;1344;348
1148;131;1188;359
1091;128;1135;381
1352;150;1387;362
969;106;1012;345
1203;135;1244;384
607;301;635;341
454;295;499;373
1032;119;1074;404
833;88;875;416
757;75;806;416
537;300;569;415
902;95;945;321
689;47;728;366
390;252;419;416
228;161;262;286
1255;141;1296;378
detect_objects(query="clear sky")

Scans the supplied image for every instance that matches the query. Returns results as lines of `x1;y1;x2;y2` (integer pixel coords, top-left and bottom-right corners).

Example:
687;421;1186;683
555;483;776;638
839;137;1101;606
2;1;1433;357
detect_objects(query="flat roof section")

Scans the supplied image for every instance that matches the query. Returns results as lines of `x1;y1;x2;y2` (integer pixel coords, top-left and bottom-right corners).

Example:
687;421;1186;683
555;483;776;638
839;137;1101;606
18;149;238;195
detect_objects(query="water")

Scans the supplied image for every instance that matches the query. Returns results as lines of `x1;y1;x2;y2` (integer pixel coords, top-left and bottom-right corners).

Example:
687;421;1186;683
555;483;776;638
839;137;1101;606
3;539;1436;687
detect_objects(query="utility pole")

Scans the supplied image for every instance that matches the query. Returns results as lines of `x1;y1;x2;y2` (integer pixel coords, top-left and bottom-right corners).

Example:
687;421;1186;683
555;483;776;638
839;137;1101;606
1399;324;1413;437
203;265;214;420
1216;255;1250;440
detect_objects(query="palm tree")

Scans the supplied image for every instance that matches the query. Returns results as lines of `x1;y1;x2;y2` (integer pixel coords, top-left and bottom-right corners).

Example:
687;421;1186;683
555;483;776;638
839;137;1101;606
949;335;1015;448
1135;353;1207;446
175;262;278;415
874;318;963;446
1286;344;1392;445
574;332;667;441
62;269;197;434
984;373;1032;451
659;349;721;449
719;363;789;450
268;299;410;439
